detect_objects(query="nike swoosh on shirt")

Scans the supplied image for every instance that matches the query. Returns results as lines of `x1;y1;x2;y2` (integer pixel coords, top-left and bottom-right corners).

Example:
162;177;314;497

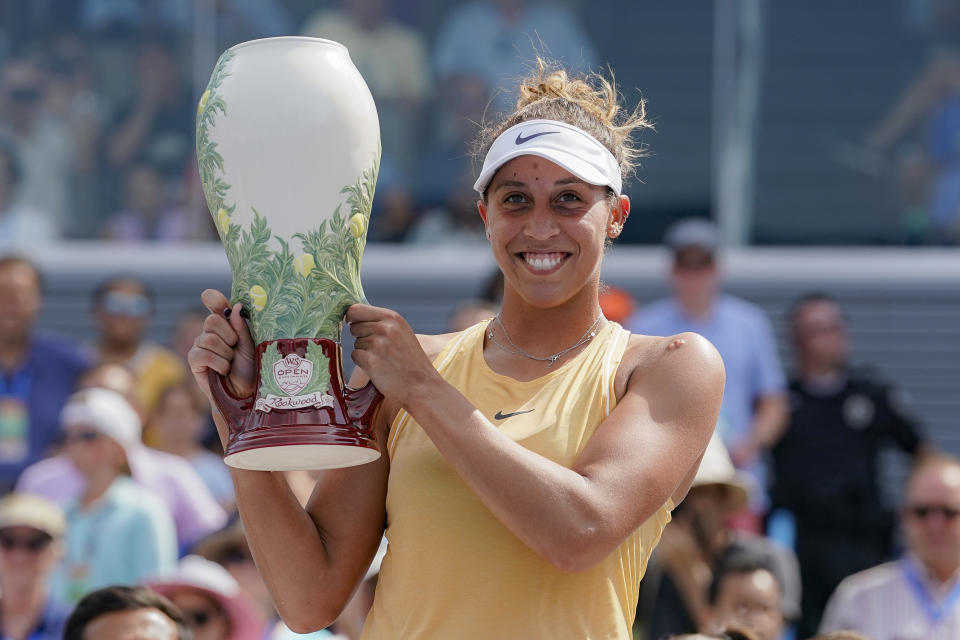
494;409;536;420
515;130;559;145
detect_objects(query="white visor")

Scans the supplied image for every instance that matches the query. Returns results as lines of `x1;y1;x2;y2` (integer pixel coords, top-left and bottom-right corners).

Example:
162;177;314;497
473;118;622;197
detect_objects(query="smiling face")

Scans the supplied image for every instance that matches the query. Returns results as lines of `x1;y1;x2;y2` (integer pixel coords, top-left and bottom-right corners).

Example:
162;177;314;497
477;155;627;311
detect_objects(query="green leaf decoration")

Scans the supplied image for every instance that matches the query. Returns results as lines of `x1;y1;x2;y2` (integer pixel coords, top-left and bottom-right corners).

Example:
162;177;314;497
305;340;331;394
258;342;286;398
197;46;381;343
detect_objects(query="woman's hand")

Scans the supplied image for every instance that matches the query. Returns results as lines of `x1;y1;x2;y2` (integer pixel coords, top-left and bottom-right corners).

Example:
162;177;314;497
188;289;257;402
346;303;441;406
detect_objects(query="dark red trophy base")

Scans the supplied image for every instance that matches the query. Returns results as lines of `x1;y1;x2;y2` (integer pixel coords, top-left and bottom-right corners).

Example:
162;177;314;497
208;338;382;471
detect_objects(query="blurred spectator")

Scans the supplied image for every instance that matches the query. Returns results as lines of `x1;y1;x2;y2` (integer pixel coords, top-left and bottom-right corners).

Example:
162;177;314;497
820;454;960;639
0;256;90;490
192;519;336;639
367;155;416;242
627;218;787;512
412;72;486;210
448;299;498;332
0;137;57;248
90;275;185;414
769;292;928;636
301;0;431;176
147;554;266;640
406;73;487;245
45;34;106;237
151;382;234;512
104;161;196;242
17;361;228;551
0;493;70;640
848;2;960;243
105;36;193;208
432;0;598;113
599;285;636;324
63;585;190;640
406;169;487;244
706;543;786;640
193;520;274;626
0;57;73;231
50;388;177;605
637;434;800;638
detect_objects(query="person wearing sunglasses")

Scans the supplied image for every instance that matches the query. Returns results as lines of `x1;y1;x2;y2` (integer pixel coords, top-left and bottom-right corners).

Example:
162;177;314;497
146;555;265;640
769;292;928;636
0;493;70;640
49;387;177;606
91;276;186;416
820;453;960;639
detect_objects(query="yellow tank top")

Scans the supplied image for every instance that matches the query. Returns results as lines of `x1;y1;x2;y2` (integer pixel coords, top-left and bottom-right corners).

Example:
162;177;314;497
362;320;673;639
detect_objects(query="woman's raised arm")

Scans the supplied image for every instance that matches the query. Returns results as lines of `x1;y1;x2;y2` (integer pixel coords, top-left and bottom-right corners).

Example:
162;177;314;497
188;289;390;632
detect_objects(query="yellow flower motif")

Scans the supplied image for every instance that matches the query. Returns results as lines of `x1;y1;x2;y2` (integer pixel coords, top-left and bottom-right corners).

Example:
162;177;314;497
197;89;211;115
249;285;267;311
349;214;366;239
215;208;230;235
293;253;315;278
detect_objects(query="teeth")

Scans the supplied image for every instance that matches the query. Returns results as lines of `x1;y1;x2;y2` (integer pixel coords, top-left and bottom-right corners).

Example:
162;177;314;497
523;252;565;271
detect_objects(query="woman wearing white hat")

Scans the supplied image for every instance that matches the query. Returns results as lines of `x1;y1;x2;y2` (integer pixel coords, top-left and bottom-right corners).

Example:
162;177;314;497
190;60;725;638
49;388;177;605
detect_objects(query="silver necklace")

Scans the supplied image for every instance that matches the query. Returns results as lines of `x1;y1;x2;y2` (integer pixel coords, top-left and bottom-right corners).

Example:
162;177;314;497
488;314;604;367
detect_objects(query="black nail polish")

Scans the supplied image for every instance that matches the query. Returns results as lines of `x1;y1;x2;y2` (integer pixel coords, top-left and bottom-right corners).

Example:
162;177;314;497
223;308;232;318
240;307;250;319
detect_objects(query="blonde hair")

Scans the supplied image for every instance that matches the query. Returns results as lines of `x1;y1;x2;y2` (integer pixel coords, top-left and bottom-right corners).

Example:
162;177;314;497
473;58;653;198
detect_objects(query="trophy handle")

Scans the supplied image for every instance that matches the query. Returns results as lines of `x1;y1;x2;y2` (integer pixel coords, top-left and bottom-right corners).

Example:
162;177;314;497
207;368;252;438
344;380;383;425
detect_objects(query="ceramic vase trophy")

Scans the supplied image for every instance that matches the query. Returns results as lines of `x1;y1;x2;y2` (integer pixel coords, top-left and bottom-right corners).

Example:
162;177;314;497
197;37;383;470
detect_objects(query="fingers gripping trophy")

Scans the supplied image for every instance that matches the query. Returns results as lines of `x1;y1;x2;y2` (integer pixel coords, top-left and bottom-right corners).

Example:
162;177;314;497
196;37;383;470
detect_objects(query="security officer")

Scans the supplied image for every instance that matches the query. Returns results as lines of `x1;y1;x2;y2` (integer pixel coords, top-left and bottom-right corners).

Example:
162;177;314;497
769;292;927;637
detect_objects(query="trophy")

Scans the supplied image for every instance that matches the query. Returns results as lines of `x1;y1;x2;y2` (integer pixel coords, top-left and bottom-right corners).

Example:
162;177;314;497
197;37;383;470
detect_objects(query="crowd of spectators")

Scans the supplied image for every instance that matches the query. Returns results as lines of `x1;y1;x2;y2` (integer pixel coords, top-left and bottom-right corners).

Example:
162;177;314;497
0;0;954;248
0;213;957;638
0;0;600;249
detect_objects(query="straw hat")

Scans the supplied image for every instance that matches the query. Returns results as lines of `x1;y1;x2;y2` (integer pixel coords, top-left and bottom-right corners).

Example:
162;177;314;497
691;433;752;511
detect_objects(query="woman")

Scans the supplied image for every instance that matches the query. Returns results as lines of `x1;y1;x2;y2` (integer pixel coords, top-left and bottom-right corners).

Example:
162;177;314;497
188;61;725;638
49;388;177;604
151;382;235;512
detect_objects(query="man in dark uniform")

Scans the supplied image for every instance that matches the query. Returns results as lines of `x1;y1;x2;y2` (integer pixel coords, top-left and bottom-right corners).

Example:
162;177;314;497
769;292;927;637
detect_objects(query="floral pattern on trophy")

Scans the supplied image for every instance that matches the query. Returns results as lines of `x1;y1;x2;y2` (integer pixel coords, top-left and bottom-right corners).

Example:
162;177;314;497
196;47;380;412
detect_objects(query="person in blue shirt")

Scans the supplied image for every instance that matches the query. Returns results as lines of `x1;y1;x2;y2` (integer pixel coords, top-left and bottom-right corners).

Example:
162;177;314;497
628;219;787;512
0;256;91;490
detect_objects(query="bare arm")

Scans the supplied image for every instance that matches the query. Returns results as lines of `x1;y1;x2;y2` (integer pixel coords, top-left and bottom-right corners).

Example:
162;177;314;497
188;290;390;632
731;393;788;467
349;305;725;572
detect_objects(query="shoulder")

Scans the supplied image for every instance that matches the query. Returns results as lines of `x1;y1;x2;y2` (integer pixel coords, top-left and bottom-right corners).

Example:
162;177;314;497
415;331;465;363
30;333;92;369
832;561;902;603
620;331;725;401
